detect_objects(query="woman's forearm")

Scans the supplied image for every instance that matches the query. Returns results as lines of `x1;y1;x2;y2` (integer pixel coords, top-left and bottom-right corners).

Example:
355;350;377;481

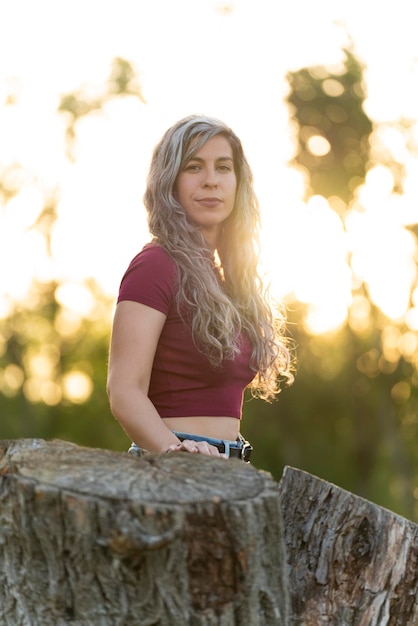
108;383;180;452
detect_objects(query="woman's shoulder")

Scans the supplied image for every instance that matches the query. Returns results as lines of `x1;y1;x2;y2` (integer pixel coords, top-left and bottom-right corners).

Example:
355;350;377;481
126;242;177;274
118;242;178;308
133;241;173;261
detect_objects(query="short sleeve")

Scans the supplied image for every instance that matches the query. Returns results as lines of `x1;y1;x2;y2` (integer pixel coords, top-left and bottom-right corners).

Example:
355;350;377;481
117;244;178;315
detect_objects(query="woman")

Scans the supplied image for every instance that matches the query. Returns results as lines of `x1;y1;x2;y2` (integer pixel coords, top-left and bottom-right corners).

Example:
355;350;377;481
107;115;293;460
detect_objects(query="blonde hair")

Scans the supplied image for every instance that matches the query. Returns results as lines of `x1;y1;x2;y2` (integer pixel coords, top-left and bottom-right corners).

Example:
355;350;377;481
144;115;293;399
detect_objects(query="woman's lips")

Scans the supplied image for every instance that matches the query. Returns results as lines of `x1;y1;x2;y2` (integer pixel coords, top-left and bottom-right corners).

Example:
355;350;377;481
196;197;222;207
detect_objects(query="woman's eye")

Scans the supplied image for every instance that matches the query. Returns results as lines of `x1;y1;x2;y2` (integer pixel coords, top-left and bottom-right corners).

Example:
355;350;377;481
184;161;201;171
183;162;233;172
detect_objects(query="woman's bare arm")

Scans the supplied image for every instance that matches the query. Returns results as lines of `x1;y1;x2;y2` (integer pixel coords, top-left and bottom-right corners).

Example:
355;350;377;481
107;300;223;456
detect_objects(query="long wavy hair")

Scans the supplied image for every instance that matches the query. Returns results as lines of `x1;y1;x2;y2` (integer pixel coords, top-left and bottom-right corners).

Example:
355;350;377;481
144;115;293;399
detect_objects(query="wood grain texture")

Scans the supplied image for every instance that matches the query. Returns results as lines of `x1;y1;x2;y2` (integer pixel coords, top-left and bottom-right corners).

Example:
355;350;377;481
0;439;290;626
278;466;418;625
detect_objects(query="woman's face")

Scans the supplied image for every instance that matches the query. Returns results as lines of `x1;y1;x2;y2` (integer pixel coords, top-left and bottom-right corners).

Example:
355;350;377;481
175;134;237;247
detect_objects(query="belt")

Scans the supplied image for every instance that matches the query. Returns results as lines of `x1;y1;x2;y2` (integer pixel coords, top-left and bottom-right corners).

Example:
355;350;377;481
176;435;253;462
129;434;253;462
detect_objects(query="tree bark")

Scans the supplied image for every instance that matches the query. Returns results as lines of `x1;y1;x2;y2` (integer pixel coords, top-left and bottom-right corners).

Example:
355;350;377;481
278;466;418;625
0;439;290;626
3;440;417;626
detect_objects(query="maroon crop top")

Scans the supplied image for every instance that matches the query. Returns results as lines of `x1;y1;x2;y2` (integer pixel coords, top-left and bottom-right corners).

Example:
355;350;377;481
117;243;255;418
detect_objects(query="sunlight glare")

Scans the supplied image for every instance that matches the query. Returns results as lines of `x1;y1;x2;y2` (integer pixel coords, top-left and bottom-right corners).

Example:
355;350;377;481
23;377;62;405
348;294;372;334
2;186;44;229
0;227;45;306
55;283;95;317
62;370;93;403
262;194;352;334
0;363;24;396
39;381;62;406
402;160;418;225
321;78;345;97
26;353;55;379
293;196;350;305
405;307;418;331
54;309;84;340
50;99;151;294
307;135;331;156
358;165;394;207
346;205;417;320
304;300;348;335
372;125;409;163
399;332;418;361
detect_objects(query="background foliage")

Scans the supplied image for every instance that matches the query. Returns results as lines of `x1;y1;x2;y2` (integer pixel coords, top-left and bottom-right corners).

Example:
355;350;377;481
1;50;418;521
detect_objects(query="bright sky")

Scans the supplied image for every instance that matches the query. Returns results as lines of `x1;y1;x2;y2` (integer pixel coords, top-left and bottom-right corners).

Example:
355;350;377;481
1;0;418;332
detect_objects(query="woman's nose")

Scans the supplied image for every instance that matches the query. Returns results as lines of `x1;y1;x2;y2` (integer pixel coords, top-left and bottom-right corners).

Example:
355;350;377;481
203;168;218;187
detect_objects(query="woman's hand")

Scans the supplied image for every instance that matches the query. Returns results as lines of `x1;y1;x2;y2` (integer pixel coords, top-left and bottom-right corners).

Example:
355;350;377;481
166;439;227;458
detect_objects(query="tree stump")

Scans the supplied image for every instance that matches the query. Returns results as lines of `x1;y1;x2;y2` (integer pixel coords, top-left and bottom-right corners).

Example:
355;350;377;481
278;466;418;625
0;439;290;626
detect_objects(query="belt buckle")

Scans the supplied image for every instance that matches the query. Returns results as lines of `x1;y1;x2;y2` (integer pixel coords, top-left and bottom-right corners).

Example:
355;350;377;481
241;442;253;462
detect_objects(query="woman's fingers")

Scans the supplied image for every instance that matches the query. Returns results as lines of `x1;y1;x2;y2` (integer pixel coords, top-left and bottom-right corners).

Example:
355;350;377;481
168;439;227;458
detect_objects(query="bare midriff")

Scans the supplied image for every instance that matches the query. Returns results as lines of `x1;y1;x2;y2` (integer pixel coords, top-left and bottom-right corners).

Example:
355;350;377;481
162;416;240;441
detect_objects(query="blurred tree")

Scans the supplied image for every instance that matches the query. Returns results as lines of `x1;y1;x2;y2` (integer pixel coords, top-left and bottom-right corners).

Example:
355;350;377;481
243;300;418;521
286;48;372;205
58;57;146;160
242;46;418;522
0;57;143;451
0;277;127;450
